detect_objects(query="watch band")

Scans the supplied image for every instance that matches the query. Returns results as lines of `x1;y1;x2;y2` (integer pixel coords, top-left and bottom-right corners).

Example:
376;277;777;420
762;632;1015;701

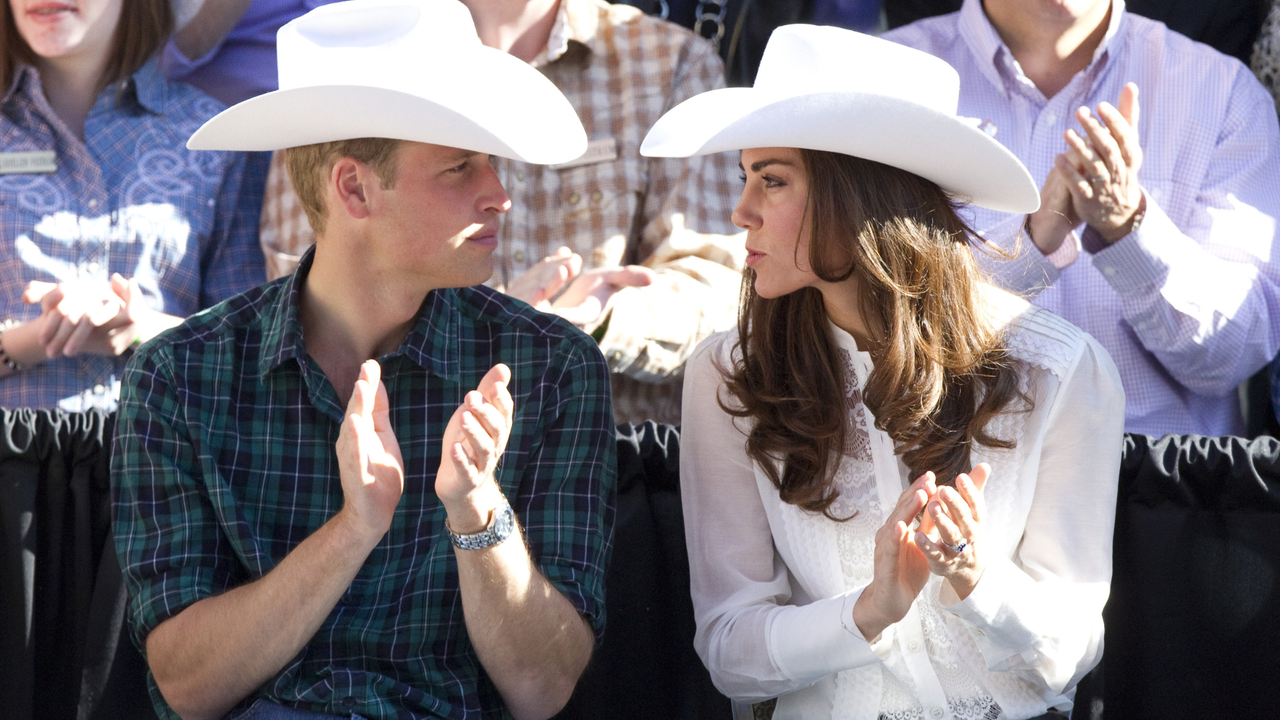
446;501;516;550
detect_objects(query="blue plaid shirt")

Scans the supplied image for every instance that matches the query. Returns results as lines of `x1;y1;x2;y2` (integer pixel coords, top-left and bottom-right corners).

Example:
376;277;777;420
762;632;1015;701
0;60;267;411
113;251;616;719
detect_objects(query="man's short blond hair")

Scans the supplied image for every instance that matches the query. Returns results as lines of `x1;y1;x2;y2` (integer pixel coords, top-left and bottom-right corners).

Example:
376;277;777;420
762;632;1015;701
284;138;403;235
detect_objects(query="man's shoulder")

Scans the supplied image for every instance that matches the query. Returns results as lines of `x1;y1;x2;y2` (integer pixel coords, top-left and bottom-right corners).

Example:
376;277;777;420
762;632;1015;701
136;280;279;366
451;285;606;362
881;10;964;54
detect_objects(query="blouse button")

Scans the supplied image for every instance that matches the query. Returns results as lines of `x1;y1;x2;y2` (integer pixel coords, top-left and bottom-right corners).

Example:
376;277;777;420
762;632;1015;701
567;192;581;205
930;707;944;719
590;191;603;203
93;384;105;394
907;640;921;653
87;199;98;209
513;249;526;263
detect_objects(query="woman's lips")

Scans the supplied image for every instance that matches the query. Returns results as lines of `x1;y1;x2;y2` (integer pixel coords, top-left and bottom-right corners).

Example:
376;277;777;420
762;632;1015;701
26;3;78;21
745;250;764;267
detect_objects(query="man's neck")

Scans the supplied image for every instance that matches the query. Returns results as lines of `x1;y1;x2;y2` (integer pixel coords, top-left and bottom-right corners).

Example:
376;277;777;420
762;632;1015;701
982;0;1112;99
462;0;560;62
300;239;427;406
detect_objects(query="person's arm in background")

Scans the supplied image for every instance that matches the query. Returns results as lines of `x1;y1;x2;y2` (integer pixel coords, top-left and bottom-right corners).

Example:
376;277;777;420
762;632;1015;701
509;29;745;383
166;0;255;70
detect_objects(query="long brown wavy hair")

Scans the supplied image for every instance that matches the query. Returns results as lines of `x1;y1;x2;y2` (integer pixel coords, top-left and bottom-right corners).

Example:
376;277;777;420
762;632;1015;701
721;149;1029;518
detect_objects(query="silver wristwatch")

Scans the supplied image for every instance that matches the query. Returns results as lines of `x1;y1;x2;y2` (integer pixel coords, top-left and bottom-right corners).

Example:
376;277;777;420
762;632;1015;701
446;502;516;550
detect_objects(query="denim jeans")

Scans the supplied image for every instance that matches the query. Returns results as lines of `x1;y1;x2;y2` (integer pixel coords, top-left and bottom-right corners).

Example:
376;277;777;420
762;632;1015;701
226;698;368;720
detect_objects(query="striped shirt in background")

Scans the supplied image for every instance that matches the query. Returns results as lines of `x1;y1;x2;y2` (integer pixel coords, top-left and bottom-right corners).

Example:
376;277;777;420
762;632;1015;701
259;0;745;425
887;0;1280;437
113;249;616;719
0;61;268;411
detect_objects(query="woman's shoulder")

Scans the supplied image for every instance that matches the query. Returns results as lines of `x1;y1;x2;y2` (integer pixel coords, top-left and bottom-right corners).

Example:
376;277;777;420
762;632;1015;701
689;328;741;370
980;284;1094;382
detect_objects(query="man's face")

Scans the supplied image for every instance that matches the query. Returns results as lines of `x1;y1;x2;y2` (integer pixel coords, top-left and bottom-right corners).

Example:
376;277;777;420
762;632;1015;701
372;141;511;289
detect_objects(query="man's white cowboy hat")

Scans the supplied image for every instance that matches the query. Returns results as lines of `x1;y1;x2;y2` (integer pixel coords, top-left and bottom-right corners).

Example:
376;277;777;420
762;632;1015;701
640;25;1039;213
187;0;587;165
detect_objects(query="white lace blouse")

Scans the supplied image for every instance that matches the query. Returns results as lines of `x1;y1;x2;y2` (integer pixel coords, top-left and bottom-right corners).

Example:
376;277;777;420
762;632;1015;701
679;289;1125;720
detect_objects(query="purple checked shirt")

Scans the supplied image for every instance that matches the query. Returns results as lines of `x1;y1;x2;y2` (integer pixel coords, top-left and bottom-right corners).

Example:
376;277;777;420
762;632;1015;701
887;0;1280;437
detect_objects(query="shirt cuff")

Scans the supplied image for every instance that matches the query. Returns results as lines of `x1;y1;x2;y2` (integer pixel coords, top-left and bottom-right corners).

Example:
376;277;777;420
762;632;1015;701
1089;193;1186;297
767;587;883;680
947;558;1042;664
1042;228;1081;269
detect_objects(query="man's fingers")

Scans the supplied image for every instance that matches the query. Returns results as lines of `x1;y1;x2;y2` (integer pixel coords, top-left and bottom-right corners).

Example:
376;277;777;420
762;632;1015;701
1117;82;1139;129
1097;98;1142;171
604;265;656;289
1073;109;1123;177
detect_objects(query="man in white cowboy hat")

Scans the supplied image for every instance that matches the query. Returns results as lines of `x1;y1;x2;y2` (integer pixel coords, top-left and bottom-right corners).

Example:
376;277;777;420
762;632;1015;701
111;2;615;719
886;0;1280;438
257;0;744;426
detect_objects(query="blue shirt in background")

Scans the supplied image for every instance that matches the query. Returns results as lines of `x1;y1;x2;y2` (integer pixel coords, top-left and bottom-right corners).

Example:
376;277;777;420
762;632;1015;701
0;60;268;411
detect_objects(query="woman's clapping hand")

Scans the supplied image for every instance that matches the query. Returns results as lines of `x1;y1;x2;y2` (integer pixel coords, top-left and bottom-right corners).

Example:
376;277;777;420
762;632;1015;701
915;464;990;602
852;464;991;640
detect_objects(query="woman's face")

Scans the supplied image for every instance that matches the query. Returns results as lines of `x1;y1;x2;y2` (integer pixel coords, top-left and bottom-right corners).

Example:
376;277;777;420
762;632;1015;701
9;0;123;64
733;147;817;300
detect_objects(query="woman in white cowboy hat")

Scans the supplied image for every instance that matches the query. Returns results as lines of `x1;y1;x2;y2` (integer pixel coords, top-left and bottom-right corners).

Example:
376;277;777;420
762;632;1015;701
0;0;263;412
645;25;1125;720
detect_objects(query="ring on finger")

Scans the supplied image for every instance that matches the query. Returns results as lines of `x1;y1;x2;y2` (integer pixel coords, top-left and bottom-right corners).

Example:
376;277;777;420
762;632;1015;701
1086;174;1106;186
941;538;969;554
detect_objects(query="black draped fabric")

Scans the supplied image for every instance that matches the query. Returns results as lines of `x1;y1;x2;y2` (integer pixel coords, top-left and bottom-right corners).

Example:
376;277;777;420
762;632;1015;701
0;409;154;720
1101;433;1280;719
555;422;731;720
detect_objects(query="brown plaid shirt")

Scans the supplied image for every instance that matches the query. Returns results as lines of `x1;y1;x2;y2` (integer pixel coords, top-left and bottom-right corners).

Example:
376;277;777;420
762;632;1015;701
259;0;743;424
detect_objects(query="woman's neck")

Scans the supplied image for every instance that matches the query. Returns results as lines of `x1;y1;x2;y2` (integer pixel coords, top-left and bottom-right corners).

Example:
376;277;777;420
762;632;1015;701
818;277;879;353
34;53;107;140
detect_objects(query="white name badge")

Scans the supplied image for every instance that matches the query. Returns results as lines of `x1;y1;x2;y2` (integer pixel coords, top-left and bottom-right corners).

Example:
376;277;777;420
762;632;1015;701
0;151;57;175
550;138;619;170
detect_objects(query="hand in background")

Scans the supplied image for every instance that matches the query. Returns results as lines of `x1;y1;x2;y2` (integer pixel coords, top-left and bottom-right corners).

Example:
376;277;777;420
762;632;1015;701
506;247;583;308
1056;83;1145;244
23;273;180;358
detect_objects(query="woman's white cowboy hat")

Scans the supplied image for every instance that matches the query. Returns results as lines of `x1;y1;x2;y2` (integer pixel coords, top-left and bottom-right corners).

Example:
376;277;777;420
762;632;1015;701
640;25;1039;213
187;0;587;165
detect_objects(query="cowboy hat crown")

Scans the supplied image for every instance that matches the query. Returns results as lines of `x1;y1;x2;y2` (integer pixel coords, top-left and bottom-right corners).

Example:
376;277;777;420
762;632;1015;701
641;24;1039;214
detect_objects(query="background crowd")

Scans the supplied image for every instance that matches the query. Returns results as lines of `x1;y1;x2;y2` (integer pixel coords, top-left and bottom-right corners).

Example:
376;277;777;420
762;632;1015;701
3;0;1279;718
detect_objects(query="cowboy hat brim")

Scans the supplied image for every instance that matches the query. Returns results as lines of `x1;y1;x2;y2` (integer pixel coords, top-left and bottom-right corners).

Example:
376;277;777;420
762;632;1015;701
187;44;587;165
640;87;1040;214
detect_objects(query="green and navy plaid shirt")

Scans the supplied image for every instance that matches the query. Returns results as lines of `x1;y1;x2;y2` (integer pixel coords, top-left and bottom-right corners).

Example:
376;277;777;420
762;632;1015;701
112;251;617;719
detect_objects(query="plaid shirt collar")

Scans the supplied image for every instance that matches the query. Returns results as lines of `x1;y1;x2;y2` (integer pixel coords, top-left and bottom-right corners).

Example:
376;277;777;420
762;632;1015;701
533;0;604;67
3;58;172;116
258;247;462;386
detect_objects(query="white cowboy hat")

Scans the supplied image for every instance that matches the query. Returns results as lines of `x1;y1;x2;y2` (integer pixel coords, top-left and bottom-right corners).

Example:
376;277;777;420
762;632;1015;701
186;0;587;165
640;25;1039;213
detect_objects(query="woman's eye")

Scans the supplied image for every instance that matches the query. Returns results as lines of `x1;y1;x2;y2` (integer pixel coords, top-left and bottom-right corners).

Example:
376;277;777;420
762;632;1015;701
737;173;747;183
763;175;784;188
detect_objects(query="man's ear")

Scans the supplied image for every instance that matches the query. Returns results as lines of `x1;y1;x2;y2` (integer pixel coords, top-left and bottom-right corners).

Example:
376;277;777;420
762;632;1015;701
331;157;372;221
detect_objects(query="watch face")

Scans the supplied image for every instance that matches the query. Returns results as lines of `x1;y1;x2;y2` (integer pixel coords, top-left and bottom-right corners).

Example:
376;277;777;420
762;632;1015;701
494;504;516;538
